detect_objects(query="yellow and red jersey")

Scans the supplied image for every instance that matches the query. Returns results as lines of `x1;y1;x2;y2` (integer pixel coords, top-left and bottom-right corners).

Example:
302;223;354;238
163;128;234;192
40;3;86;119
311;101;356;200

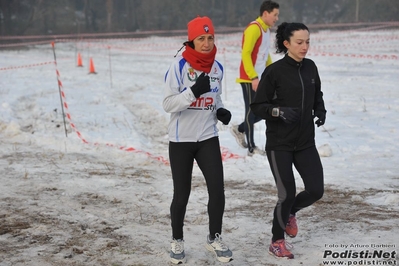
237;17;273;83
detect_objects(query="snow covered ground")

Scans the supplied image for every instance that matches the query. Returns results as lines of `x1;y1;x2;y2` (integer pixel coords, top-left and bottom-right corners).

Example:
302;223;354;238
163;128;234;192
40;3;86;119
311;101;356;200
0;27;398;266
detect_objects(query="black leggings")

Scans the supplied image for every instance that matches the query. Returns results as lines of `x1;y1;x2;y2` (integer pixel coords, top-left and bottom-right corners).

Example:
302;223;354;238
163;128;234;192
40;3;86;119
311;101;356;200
169;137;225;240
239;83;263;151
267;146;324;241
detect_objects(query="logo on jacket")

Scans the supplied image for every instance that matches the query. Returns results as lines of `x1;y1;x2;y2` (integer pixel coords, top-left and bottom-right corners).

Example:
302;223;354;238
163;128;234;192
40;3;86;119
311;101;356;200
187;68;197;82
311;79;315;84
189;97;214;110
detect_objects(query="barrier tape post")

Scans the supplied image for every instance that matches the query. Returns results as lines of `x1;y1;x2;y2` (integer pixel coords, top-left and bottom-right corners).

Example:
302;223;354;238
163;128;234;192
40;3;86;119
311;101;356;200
51;41;68;137
223;48;227;101
108;45;113;89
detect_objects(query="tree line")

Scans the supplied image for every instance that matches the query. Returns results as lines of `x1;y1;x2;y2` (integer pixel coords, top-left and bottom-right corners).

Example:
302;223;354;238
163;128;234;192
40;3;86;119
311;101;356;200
0;0;398;36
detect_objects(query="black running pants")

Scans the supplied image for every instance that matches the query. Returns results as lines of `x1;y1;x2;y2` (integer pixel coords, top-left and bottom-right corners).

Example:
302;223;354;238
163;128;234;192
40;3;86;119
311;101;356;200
267;146;324;241
239;83;263;152
169;137;225;240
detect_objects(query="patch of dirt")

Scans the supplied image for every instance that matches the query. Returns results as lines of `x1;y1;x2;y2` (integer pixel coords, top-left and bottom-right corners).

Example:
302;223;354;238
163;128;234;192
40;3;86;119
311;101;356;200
0;146;397;265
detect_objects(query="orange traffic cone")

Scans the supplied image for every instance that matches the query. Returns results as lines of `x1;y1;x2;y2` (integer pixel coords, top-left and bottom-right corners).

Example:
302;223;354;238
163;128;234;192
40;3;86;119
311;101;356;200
77;53;83;67
88;57;97;74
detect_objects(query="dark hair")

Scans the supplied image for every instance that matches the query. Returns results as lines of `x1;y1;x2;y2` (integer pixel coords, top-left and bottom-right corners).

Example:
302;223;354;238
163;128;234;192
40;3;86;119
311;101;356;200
275;22;309;54
260;0;279;16
174;41;194;57
185;41;194;49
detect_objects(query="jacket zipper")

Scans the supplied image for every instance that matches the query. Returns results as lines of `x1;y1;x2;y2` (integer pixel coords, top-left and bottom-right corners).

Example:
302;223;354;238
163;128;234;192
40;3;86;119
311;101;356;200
294;63;305;150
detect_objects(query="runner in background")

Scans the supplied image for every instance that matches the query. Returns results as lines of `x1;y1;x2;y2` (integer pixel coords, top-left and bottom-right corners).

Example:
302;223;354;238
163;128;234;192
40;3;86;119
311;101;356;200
231;0;280;156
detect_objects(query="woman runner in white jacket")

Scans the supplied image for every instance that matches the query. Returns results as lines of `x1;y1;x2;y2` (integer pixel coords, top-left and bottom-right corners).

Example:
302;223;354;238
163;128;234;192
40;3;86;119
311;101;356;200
163;16;233;264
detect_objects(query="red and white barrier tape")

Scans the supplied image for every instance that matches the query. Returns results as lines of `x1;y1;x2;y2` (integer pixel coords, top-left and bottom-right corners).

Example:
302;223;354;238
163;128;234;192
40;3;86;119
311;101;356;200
0;61;54;71
55;66;174;164
53;63;242;164
307;52;398;60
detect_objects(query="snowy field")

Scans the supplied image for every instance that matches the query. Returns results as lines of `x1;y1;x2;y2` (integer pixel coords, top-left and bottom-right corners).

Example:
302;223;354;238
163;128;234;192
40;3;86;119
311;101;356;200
0;27;398;266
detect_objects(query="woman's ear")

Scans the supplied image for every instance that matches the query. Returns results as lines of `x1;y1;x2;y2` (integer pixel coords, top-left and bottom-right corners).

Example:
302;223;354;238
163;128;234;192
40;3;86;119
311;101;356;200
283;40;290;49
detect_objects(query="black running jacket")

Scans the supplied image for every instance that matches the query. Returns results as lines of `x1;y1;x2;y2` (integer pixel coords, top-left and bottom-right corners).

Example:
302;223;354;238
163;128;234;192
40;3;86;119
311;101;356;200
250;54;326;151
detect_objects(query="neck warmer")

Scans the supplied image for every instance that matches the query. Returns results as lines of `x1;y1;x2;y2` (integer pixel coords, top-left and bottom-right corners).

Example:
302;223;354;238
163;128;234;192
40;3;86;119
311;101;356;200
182;45;217;73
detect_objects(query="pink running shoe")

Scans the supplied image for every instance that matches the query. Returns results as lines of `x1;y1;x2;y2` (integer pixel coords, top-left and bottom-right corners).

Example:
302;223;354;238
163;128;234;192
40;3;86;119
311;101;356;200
268;239;294;259
285;214;298;238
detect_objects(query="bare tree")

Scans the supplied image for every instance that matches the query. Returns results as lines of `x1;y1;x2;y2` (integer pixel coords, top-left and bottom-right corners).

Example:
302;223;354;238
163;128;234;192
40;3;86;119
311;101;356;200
1;0;399;37
106;0;112;31
0;0;12;35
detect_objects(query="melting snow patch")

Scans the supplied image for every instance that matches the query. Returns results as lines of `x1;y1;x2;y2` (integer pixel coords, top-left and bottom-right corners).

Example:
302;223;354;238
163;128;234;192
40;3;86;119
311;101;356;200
318;143;333;157
365;192;399;209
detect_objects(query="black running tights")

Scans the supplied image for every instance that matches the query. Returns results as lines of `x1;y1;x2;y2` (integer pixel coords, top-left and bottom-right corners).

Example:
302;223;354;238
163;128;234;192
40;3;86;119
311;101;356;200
169;137;225;240
267;146;324;241
239;83;263;151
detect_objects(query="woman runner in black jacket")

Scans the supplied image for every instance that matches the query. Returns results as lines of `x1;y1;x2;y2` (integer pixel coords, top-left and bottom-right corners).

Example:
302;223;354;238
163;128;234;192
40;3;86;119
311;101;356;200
251;22;327;259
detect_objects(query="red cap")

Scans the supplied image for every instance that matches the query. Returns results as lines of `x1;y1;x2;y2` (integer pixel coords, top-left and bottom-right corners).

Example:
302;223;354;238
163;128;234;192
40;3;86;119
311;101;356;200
187;16;214;41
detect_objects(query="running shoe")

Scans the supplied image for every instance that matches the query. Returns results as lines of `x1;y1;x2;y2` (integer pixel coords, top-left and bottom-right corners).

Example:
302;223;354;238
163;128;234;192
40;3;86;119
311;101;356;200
269;239;294;259
230;125;248;148
247;146;266;156
205;233;233;262
170;238;185;264
286;214;298;238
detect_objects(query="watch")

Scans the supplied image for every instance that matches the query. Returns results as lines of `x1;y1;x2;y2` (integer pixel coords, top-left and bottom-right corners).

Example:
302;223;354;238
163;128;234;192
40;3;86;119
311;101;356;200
272;107;280;117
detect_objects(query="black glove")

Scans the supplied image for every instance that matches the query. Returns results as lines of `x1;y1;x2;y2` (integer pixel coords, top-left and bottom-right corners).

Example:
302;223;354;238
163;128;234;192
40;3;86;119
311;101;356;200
314;110;326;127
279;107;300;124
191;72;211;98
217;108;232;125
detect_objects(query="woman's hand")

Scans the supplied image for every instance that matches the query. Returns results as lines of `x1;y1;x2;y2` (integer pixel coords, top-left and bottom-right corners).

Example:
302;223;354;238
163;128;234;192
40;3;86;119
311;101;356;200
191;72;211;98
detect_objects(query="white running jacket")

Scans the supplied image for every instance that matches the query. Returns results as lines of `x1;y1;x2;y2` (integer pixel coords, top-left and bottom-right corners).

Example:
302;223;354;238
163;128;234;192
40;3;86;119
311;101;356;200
163;55;225;142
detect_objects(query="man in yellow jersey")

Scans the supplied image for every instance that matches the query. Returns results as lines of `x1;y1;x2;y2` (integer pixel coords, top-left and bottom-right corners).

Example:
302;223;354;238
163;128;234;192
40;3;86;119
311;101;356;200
231;1;279;156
